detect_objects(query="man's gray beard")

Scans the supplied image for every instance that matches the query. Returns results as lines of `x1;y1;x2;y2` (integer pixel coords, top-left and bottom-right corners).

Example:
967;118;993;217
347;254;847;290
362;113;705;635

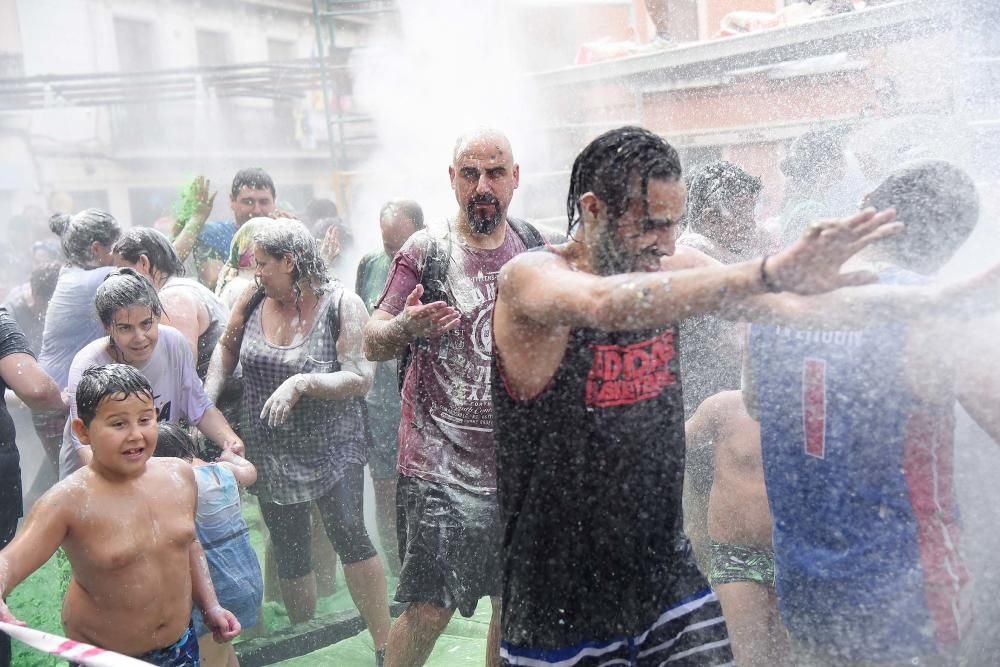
468;213;502;235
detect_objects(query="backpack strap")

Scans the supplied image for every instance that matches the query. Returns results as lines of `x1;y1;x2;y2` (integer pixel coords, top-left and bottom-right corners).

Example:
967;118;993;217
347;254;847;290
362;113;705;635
507;216;547;249
395;219;545;393
397;233;450;392
242;287;267;323
418;234;451;306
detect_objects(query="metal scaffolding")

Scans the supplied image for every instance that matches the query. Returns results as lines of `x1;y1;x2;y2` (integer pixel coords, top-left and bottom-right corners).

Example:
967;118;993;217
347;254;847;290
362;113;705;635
310;0;397;170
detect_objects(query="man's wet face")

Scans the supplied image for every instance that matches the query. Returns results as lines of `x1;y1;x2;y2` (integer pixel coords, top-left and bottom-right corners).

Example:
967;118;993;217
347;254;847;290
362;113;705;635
450;135;519;236
592;178;686;276
231;186;275;227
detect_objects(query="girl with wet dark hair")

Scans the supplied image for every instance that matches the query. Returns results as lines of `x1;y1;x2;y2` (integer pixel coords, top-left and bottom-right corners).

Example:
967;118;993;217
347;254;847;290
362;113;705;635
204;220;390;653
58;268;242;479
113;227;228;379
153;422;262;667
35;209;122;481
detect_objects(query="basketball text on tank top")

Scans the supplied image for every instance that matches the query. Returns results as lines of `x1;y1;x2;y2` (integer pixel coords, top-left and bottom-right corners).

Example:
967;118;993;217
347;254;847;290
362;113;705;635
493;315;708;649
749;268;968;661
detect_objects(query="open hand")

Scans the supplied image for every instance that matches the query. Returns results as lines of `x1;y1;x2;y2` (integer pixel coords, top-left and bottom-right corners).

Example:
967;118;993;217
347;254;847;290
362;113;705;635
190;175;216;224
203;605;241;643
260;375;303;427
398;284;461;338
768;208;901;295
320;226;342;261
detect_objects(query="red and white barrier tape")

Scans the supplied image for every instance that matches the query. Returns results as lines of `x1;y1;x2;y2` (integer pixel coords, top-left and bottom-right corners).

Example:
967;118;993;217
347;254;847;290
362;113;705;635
0;621;152;666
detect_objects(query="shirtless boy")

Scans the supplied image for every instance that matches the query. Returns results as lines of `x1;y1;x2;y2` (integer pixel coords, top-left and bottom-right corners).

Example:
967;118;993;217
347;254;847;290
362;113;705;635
684;389;790;666
0;364;240;666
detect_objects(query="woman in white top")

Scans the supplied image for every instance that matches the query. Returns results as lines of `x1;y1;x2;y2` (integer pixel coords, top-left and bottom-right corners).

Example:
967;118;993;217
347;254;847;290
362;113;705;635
59;268;243;478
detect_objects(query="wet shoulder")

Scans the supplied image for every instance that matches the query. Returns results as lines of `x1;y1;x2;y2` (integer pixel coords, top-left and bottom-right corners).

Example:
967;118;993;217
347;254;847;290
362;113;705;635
69;338;113;375
157;324;191;357
692;390;745;429
503;242;568;273
145;458;197;498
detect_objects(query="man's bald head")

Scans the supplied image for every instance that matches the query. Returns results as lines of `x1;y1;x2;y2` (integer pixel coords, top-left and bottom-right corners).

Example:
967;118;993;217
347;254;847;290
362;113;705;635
449;128;520;236
452;129;515;165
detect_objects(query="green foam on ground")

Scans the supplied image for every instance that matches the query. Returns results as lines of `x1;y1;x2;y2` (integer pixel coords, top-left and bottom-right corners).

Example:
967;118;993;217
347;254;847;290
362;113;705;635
273;598;492;666
9;552;65;667
8;496;489;666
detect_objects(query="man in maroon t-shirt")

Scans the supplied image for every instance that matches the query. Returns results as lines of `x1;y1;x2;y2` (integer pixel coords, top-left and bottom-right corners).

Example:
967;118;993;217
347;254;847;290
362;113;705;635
364;129;532;667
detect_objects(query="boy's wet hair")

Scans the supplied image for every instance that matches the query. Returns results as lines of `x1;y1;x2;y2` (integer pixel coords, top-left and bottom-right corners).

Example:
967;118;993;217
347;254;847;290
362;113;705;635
49;209;121;270
231;167;276;199
567;126;682;236
868;159;979;273
95;268;164;328
112;227;186;278
154;422;198;461
76;364;154;426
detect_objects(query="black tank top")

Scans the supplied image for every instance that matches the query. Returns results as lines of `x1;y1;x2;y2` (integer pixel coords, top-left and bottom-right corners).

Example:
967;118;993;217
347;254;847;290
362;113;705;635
493;322;707;648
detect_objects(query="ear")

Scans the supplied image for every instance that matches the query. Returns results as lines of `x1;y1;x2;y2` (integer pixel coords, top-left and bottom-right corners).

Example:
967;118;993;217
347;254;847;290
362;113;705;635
579;192;603;225
281;253;295;274
448;165;457;189
512;163;520;189
137;254;152;275
72;417;91;446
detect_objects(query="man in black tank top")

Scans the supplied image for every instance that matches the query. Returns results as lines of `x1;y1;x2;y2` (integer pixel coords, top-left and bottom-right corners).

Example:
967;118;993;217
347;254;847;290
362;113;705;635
490;126;903;666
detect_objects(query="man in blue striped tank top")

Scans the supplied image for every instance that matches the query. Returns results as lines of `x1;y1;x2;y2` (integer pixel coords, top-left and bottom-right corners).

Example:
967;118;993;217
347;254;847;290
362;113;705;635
748;160;1000;665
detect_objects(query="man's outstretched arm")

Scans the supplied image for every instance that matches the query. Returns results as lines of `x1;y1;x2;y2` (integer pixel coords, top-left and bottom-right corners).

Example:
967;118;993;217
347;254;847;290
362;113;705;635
498;208;899;332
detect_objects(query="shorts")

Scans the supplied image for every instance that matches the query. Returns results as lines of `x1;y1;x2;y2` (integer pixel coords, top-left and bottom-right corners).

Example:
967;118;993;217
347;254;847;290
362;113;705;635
259;464;377;579
708;541;776;589
366;410;399;481
395;474;502;617
69;621;199;667
500;589;733;666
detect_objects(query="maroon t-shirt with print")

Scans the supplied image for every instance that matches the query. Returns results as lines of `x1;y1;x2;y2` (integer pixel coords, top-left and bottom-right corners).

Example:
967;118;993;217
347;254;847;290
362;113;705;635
375;225;527;494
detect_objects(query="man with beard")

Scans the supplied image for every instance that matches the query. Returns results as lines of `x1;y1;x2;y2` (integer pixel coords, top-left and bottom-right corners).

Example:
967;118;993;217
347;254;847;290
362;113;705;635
363;130;546;667
747;160;1000;665
489;126;907;666
172;169;282;290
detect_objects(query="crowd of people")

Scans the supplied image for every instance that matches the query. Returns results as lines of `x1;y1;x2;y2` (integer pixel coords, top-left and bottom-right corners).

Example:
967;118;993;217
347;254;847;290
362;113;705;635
0;123;997;667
